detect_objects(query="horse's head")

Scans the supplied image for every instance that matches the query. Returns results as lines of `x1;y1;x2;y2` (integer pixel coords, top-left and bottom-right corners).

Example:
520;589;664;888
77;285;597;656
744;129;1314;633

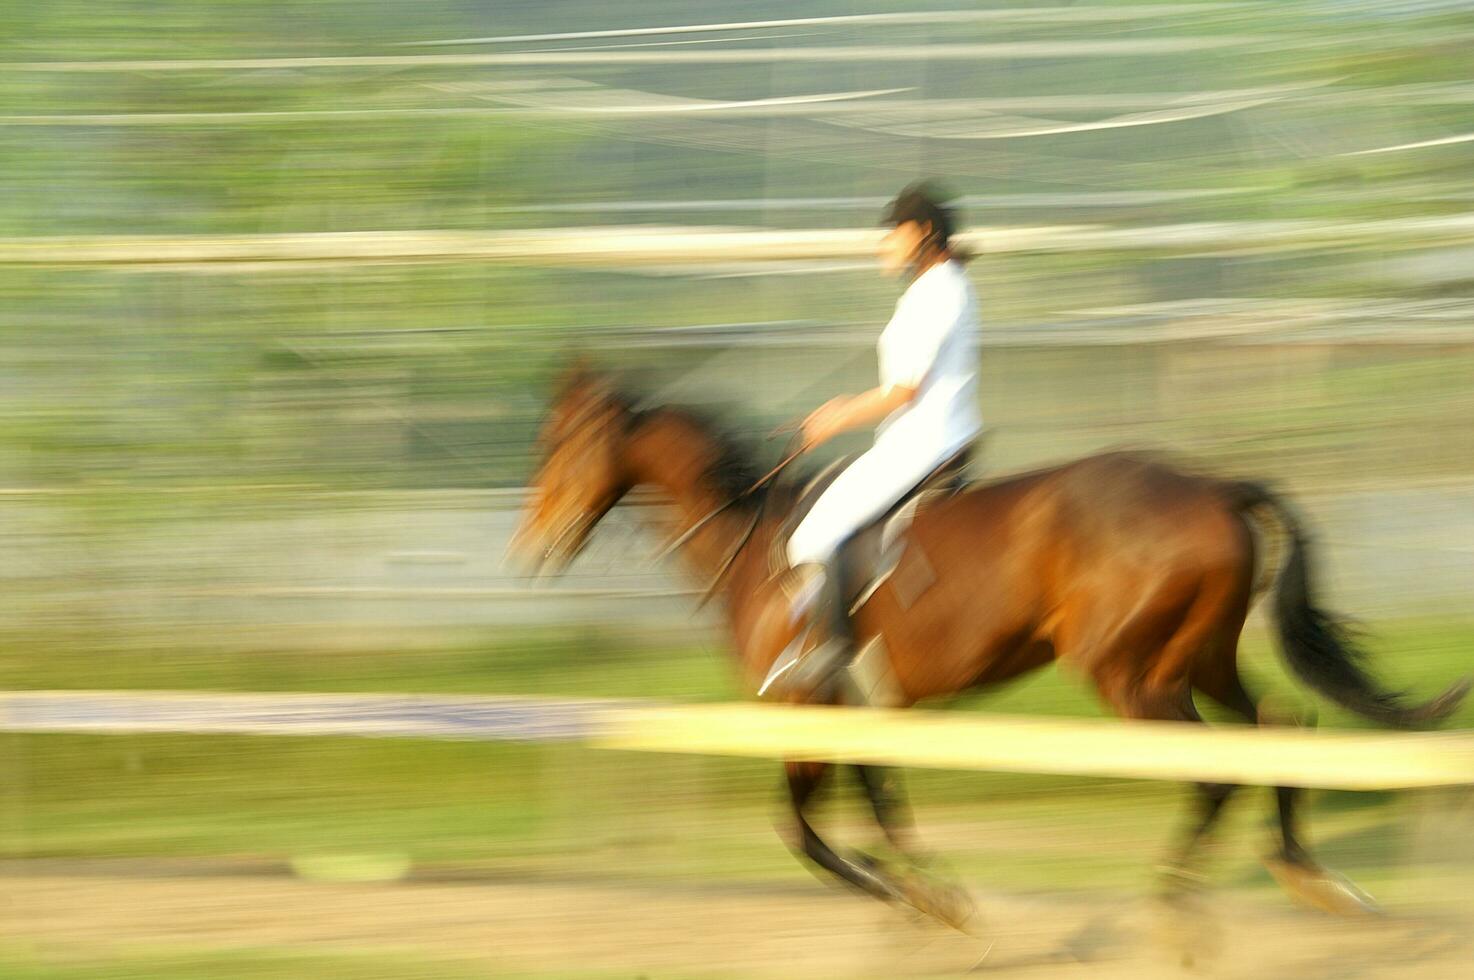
508;360;635;576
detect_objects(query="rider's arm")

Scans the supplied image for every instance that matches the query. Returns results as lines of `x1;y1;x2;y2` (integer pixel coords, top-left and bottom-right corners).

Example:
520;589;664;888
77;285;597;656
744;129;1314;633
803;273;968;447
835;383;918;429
804;286;963;446
801;383;917;447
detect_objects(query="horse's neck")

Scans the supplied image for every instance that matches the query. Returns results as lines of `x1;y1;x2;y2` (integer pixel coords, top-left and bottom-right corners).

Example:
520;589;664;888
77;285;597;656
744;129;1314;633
625;416;760;586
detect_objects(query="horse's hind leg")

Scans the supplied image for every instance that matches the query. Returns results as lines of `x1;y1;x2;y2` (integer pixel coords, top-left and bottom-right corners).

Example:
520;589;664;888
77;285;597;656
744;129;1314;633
1195;673;1310;865
1113;686;1237;892
1197;672;1380;915
1163;781;1238;890
1100;682;1231;967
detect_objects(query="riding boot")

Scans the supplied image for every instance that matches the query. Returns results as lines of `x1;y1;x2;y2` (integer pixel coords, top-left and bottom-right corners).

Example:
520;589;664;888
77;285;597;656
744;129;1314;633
768;549;858;700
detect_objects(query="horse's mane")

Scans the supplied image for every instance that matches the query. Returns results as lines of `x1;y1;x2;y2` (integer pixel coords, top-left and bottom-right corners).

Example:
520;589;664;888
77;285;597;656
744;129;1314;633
615;391;769;506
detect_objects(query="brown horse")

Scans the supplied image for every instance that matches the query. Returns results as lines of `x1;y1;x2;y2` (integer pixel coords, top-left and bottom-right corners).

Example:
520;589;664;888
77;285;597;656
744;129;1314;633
510;363;1467;925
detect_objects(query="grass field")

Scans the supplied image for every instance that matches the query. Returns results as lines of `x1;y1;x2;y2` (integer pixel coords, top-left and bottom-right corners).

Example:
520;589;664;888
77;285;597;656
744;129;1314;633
2;622;1471;977
0;947;530;980
3;617;1469;863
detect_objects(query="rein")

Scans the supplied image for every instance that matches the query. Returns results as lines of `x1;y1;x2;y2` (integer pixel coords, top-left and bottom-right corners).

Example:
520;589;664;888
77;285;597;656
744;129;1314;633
657;429;807;607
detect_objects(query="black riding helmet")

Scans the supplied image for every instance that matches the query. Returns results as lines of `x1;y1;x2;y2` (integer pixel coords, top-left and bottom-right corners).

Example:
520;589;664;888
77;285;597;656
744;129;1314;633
881;181;957;253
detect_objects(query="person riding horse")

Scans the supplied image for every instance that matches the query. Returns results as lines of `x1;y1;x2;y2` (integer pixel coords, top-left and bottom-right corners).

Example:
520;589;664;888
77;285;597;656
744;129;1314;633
765;182;982;700
514;275;1466;929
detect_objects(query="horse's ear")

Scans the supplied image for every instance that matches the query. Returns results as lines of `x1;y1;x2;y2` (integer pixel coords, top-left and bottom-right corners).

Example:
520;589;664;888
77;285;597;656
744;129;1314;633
554;354;600;395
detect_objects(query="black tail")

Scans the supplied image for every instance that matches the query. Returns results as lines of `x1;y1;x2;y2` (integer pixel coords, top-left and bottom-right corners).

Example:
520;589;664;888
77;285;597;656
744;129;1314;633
1224;481;1470;730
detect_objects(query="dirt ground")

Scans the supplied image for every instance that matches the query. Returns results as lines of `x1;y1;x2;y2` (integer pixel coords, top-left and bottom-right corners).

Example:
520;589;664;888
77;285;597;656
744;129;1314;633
4;862;1471;978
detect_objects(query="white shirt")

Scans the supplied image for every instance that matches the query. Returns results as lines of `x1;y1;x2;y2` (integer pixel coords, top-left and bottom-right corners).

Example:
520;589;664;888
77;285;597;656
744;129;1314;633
874;259;982;461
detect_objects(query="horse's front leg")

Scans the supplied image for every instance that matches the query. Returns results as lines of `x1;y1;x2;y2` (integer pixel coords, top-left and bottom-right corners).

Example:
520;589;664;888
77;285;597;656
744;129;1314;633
785;761;976;932
783;761;906;903
852;763;978;932
853;764;923;861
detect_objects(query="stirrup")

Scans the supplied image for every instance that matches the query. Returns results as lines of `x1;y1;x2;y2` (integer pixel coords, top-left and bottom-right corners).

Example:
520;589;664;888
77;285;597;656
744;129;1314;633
758;635;854;700
758;631;806;697
764;553;856;700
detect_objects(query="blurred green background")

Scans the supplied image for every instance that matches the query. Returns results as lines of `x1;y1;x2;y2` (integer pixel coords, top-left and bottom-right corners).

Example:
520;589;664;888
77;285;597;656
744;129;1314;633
3;1;1473;977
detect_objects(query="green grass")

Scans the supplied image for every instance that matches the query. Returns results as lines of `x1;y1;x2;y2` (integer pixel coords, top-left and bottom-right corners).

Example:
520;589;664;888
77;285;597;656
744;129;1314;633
1;621;1469;977
0;945;581;980
5;616;1469;722
0;627;737;700
1;618;1469;866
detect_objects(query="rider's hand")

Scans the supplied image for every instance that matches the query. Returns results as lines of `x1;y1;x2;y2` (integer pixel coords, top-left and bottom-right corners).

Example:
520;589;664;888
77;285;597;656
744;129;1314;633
801;397;849;449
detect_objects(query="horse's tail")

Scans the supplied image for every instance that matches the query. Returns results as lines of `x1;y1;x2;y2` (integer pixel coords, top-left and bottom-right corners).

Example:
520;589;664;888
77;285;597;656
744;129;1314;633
1222;480;1469;729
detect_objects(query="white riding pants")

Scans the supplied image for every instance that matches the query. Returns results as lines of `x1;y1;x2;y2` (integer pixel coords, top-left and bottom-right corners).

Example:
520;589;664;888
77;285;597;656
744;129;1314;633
785;433;965;568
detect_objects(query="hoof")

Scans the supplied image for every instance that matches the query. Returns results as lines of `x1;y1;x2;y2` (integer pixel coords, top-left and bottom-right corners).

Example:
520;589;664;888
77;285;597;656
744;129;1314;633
1151;887;1221;970
1264;856;1382;917
900;872;979;934
1155;863;1208;899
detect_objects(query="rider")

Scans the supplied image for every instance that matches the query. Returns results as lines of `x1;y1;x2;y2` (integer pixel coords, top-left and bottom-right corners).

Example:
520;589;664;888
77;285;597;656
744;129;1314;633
764;181;983;699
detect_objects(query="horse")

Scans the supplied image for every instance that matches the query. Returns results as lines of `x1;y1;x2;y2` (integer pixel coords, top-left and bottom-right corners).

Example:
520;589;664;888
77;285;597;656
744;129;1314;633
508;362;1468;927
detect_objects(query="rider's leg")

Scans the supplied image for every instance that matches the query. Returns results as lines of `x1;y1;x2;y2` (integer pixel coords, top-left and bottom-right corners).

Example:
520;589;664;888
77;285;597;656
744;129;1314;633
767;444;933;699
782;537;857;698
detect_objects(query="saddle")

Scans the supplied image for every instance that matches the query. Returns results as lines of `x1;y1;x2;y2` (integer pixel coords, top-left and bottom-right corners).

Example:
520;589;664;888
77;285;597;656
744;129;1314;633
772;445;973;613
